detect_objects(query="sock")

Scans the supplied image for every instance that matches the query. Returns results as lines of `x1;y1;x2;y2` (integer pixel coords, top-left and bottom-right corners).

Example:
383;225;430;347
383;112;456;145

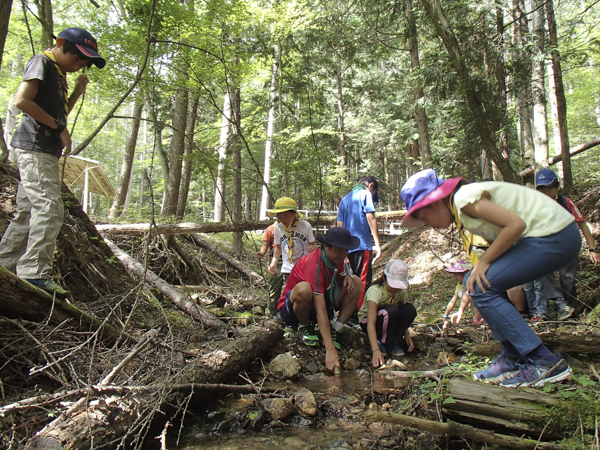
501;341;520;356
527;344;555;359
332;320;344;332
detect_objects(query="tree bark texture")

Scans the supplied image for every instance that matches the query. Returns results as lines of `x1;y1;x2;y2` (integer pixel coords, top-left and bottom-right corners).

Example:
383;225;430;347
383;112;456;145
162;63;189;216
214;89;233;222
546;0;573;193
177;93;200;219
230;80;243;256
103;238;224;329
109;100;143;220
471;332;600;356
259;44;279;220
532;0;549;172
336;54;348;179
420;0;520;184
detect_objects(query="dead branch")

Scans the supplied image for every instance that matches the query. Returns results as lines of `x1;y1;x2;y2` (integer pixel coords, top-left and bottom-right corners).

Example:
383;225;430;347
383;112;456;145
363;410;565;450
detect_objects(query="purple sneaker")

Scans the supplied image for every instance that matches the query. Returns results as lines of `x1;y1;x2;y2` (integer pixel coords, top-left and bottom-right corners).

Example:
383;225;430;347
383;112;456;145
500;354;572;388
473;350;520;383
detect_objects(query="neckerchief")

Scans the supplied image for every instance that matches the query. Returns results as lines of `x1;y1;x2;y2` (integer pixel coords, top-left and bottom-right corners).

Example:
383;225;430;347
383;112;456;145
278;215;299;263
42;50;69;123
352;184;367;192
318;248;339;306
448;196;480;265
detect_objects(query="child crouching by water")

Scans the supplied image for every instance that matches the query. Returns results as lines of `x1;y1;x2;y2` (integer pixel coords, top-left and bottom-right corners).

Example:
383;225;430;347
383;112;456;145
359;259;416;368
442;259;479;329
401;169;579;388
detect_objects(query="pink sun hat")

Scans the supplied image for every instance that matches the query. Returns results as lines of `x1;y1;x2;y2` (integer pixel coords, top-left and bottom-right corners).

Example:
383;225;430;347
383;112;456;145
400;169;462;227
444;258;473;274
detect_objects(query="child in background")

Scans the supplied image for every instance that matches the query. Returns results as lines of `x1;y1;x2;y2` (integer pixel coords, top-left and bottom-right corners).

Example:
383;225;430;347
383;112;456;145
359;259;417;368
442;259;476;329
401;169;580;388
256;223;282;316
525;168;600;321
267;197;316;285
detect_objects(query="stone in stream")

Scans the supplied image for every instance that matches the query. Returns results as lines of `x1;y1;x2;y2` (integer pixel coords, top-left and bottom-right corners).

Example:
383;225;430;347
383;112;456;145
268;353;301;380
294;388;318;417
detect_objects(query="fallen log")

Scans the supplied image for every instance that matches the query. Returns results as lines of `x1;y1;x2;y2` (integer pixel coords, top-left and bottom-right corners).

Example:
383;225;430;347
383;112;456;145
472;332;600;356
363;409;564;450
0;266;125;345
94;211;407;236
442;379;560;440
103;238;223;329
519;137;600;179
29;319;282;449
191;233;263;283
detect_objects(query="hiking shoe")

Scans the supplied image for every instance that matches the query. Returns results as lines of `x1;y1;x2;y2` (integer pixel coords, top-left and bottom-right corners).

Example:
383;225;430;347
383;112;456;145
473;350;520;383
377;341;388;357
298;323;320;347
555;298;575;321
529;314;547;325
330;328;341;350
25;278;70;299
388;344;405;357
500;354;572;388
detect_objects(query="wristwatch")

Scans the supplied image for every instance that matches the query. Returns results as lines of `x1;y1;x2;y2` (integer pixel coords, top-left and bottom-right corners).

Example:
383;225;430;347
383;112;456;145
54;117;66;133
590;248;599;253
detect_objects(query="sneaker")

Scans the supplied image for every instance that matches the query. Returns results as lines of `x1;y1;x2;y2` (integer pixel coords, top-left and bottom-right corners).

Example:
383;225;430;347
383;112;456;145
529;314;547;325
555;298;575;321
330;328;341;350
25;278;70;299
298;323;320;347
473;350;520;383
377;341;388;357
500;354;572;388
388;344;405;357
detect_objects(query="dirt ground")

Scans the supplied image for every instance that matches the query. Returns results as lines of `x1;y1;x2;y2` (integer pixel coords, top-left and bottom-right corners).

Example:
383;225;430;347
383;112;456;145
1;162;600;449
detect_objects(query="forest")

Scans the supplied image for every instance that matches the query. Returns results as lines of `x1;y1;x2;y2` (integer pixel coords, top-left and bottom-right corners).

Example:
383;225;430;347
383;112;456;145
1;0;600;448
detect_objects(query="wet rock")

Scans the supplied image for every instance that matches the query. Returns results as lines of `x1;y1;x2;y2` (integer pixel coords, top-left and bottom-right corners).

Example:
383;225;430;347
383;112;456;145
294;388;318;417
262;397;294;421
334;366;341;375
346;394;360;406
305;360;319;373
266;419;286;429
388;360;407;370
325;385;341;396
244;409;268;431
344;358;359;370
269;353;301;380
368;402;378;411
357;369;370;378
307;372;329;382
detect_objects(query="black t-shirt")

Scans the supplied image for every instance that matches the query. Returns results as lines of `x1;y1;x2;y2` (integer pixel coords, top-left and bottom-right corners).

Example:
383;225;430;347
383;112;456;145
11;54;65;158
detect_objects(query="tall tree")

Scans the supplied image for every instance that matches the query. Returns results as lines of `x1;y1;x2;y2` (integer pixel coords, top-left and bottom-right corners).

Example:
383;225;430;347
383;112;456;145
176;93;199;219
109;100;144;220
213;89;232;222
531;0;549;171
0;0;13;162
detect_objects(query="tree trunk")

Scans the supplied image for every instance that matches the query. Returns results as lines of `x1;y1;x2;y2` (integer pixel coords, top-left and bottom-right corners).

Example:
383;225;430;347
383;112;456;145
546;0;573;193
531;0;549;172
420;0;520;184
38;0;54;50
214;90;232;222
231;82;243;256
146;97;169;183
406;0;431;169
259;44;279;220
109;100;143;220
162;69;189;216
336;54;348;178
177;93;200;219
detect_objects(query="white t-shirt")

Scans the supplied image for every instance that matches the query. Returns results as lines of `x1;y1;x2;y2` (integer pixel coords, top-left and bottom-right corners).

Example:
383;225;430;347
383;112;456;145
454;182;574;242
274;219;315;274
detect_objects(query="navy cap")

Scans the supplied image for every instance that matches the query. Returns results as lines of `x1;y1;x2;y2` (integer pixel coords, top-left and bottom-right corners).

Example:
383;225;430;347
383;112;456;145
58;28;106;68
535;168;558;188
317;227;360;250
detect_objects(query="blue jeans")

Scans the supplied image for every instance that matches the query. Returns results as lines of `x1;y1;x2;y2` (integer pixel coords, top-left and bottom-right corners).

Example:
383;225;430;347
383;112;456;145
465;222;581;356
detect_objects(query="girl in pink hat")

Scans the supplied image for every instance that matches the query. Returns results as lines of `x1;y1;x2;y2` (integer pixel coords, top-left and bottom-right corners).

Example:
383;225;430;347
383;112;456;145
401;169;580;388
441;259;483;329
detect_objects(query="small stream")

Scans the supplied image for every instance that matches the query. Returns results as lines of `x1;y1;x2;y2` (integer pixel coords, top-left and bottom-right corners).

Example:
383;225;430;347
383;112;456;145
177;366;439;449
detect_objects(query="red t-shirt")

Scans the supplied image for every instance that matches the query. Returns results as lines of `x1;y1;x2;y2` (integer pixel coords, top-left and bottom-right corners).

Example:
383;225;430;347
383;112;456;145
277;248;345;310
263;224;276;250
562;196;585;223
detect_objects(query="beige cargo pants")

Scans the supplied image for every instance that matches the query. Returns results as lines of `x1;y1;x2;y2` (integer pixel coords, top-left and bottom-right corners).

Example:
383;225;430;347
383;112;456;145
0;149;64;279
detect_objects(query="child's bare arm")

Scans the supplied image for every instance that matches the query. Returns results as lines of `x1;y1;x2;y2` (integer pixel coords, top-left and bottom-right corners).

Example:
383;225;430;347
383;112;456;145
444;292;459;317
577;221;599;265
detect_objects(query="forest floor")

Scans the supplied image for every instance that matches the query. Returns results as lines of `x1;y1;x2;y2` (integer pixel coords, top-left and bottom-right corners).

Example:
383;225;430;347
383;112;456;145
1;161;600;449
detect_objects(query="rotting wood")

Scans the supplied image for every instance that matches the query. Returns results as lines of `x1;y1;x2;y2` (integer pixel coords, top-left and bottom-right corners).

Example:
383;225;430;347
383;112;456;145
94;211;407;236
103;238;223;329
363;410;565;450
191;234;263;283
443;379;560;440
26;319;282;449
383;368;447;379
0;266;125;346
471;332;600;357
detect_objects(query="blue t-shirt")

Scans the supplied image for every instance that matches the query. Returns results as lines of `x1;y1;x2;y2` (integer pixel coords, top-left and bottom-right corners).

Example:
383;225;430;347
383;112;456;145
337;186;376;251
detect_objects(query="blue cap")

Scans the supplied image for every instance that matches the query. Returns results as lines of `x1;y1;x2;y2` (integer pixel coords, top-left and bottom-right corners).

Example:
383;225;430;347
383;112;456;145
535;168;558;188
58;28;106;68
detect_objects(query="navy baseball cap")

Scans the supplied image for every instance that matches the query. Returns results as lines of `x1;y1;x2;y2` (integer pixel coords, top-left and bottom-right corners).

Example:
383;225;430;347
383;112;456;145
317;227;360;250
535;168;559;188
58;28;106;68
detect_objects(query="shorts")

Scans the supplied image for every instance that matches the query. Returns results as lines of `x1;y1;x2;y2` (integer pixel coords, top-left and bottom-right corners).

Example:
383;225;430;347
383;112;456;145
279;289;335;328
